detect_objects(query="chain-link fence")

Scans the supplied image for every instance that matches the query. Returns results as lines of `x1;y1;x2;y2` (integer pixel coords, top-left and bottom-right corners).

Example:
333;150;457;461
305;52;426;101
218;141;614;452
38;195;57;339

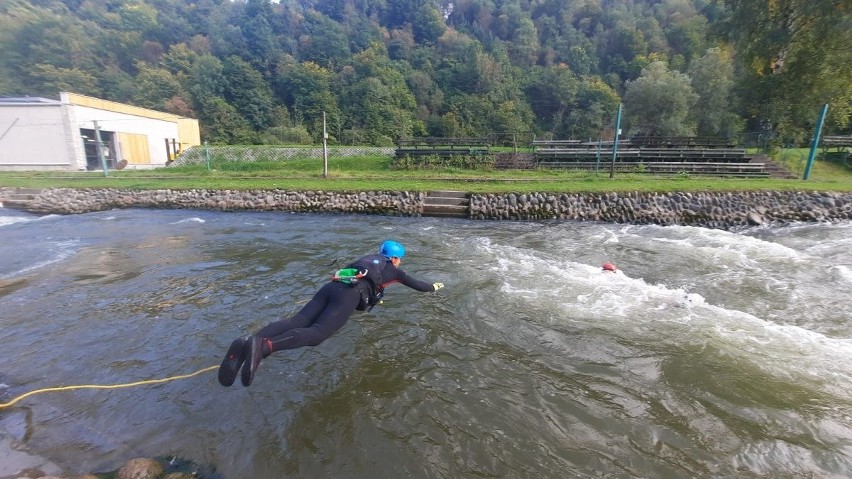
171;145;395;167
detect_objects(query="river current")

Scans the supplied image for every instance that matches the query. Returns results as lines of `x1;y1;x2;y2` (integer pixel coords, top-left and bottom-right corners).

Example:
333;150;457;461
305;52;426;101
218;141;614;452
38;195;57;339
1;208;850;478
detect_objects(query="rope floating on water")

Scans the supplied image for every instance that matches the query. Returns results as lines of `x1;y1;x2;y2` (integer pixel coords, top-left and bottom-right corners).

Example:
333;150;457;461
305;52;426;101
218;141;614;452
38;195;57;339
0;365;218;410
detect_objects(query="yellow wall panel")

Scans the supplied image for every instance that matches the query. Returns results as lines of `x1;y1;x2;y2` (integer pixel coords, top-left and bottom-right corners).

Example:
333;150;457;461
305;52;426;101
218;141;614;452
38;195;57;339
177;118;201;146
118;132;151;165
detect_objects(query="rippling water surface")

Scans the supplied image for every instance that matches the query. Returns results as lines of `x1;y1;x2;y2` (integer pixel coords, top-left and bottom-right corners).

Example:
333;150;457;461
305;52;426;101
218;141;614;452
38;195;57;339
1;209;851;478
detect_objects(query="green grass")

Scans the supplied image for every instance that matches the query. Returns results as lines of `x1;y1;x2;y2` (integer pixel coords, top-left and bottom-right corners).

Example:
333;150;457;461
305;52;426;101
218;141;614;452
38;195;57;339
1;152;850;193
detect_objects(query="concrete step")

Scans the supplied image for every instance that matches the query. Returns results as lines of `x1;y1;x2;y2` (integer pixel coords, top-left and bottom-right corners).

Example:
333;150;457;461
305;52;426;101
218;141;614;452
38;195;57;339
424;212;470;218
422;190;470;217
1;199;33;209
427;190;468;199
422;204;468;218
0;188;40;210
424;196;468;207
423;204;467;213
4;193;37;201
422;209;469;218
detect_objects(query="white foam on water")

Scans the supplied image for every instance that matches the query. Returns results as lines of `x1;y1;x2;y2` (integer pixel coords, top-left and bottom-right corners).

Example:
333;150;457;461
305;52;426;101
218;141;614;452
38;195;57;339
626;224;806;265
0;214;60;228
0;239;80;280
835;265;852;282
0;216;30;227
469;236;852;399
170;217;205;224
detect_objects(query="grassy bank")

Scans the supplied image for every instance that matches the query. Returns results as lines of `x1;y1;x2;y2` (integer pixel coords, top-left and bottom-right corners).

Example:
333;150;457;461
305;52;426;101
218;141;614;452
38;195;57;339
1;154;850;193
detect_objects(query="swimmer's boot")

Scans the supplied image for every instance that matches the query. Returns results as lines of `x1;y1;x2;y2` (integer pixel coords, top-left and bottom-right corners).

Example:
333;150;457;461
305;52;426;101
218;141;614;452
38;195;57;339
218;337;249;387
240;336;271;387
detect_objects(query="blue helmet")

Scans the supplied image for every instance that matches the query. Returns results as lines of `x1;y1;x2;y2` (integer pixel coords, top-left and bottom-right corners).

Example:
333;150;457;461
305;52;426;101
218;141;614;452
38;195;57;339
379;240;405;258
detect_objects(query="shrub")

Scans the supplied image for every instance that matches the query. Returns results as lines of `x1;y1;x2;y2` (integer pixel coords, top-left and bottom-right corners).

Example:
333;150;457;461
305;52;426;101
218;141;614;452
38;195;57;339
389;154;495;170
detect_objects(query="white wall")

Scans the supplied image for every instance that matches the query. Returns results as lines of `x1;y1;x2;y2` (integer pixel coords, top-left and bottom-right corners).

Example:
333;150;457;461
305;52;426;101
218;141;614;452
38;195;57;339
71;105;181;168
0;105;77;171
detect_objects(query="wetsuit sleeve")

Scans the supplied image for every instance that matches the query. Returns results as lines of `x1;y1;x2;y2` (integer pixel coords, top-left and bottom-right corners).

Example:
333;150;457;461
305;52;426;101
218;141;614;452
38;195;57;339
382;265;435;292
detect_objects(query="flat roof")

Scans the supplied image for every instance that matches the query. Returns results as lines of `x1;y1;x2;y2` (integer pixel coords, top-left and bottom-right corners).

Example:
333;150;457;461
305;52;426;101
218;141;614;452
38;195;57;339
0;97;61;105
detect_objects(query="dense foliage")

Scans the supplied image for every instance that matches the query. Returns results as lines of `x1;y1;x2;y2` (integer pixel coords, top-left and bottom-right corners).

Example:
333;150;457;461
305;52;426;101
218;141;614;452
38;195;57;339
0;0;848;145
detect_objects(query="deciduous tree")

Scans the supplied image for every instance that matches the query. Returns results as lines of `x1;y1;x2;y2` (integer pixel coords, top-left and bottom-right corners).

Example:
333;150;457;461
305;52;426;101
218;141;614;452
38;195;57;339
623;61;698;137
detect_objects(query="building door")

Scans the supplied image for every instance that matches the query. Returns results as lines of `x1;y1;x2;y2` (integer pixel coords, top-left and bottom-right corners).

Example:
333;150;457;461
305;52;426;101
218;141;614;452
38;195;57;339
80;128;117;171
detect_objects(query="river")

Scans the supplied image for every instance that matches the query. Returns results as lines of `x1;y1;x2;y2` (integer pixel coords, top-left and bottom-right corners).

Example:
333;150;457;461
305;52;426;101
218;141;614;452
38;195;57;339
1;208;850;478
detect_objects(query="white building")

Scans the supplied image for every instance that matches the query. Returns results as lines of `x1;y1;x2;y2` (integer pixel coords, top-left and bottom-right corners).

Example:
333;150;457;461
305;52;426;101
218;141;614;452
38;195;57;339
0;92;200;171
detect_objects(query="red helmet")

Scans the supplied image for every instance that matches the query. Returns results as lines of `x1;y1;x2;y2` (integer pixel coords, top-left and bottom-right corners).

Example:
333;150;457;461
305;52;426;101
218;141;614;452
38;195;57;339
601;262;617;272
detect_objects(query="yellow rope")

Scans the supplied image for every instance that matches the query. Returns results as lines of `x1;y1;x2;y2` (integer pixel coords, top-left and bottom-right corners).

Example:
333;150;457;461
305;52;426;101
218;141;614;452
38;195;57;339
0;365;219;410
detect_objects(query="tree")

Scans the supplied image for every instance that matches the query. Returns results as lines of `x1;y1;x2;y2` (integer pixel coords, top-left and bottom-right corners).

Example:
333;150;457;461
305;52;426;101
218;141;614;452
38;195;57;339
242;0;278;73
623;61;698;137
603;23;649;82
13;13;99;72
489;98;535;139
688;47;742;138
524;65;580;136
276;61;339;141
185;54;226;119
412;2;446;44
221;56;276;130
337;44;420;144
131;63;184;111
716;0;852;134
160;43;198;76
566;78;621;140
508;17;538;67
196;96;256;144
27;63;101;97
297;10;351;69
664;15;708;65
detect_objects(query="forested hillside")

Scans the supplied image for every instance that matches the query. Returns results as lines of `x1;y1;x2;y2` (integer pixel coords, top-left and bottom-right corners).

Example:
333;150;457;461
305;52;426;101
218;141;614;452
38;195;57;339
0;0;848;146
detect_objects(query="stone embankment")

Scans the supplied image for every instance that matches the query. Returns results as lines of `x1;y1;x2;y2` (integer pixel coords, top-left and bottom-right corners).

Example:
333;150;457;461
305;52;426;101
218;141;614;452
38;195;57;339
22;188;424;217
10;187;852;229
469;190;852;228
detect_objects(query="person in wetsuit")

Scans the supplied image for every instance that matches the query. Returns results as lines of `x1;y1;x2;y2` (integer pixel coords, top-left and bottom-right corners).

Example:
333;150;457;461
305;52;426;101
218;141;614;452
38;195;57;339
218;240;444;387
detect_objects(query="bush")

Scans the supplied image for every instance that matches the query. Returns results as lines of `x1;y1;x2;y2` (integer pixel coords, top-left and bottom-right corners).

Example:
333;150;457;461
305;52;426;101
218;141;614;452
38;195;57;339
259;126;314;145
389;154;495;170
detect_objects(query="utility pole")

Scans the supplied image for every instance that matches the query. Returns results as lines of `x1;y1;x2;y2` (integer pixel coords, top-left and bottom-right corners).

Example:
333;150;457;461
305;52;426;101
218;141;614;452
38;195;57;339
803;104;828;180
609;103;623;179
93;120;108;177
322;111;328;178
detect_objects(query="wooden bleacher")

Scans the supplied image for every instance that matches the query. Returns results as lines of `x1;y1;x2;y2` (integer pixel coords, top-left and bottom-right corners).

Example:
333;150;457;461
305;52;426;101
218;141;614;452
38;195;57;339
535;147;749;162
821;136;852;166
536;161;767;177
629;136;736;148
395;137;490;159
821;136;852;147
532;136;762;176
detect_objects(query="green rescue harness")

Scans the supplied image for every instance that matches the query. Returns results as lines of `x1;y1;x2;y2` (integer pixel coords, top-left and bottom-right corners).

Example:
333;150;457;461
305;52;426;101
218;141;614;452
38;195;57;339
331;267;367;284
331;254;391;311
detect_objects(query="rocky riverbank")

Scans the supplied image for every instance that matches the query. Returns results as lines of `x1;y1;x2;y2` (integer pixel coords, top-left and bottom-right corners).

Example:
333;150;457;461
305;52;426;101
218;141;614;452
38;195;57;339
4;187;852;229
469;190;852;228
18;188;424;217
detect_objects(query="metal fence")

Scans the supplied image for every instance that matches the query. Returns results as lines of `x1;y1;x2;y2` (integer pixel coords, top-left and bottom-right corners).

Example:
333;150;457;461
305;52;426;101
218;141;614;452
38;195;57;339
172;145;396;167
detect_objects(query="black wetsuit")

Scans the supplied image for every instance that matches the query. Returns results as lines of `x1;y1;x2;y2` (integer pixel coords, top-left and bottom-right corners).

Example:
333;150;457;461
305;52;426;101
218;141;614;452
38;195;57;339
254;254;435;354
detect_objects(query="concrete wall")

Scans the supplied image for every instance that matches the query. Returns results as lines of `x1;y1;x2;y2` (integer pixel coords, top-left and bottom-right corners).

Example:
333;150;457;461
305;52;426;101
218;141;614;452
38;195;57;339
0;103;77;171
